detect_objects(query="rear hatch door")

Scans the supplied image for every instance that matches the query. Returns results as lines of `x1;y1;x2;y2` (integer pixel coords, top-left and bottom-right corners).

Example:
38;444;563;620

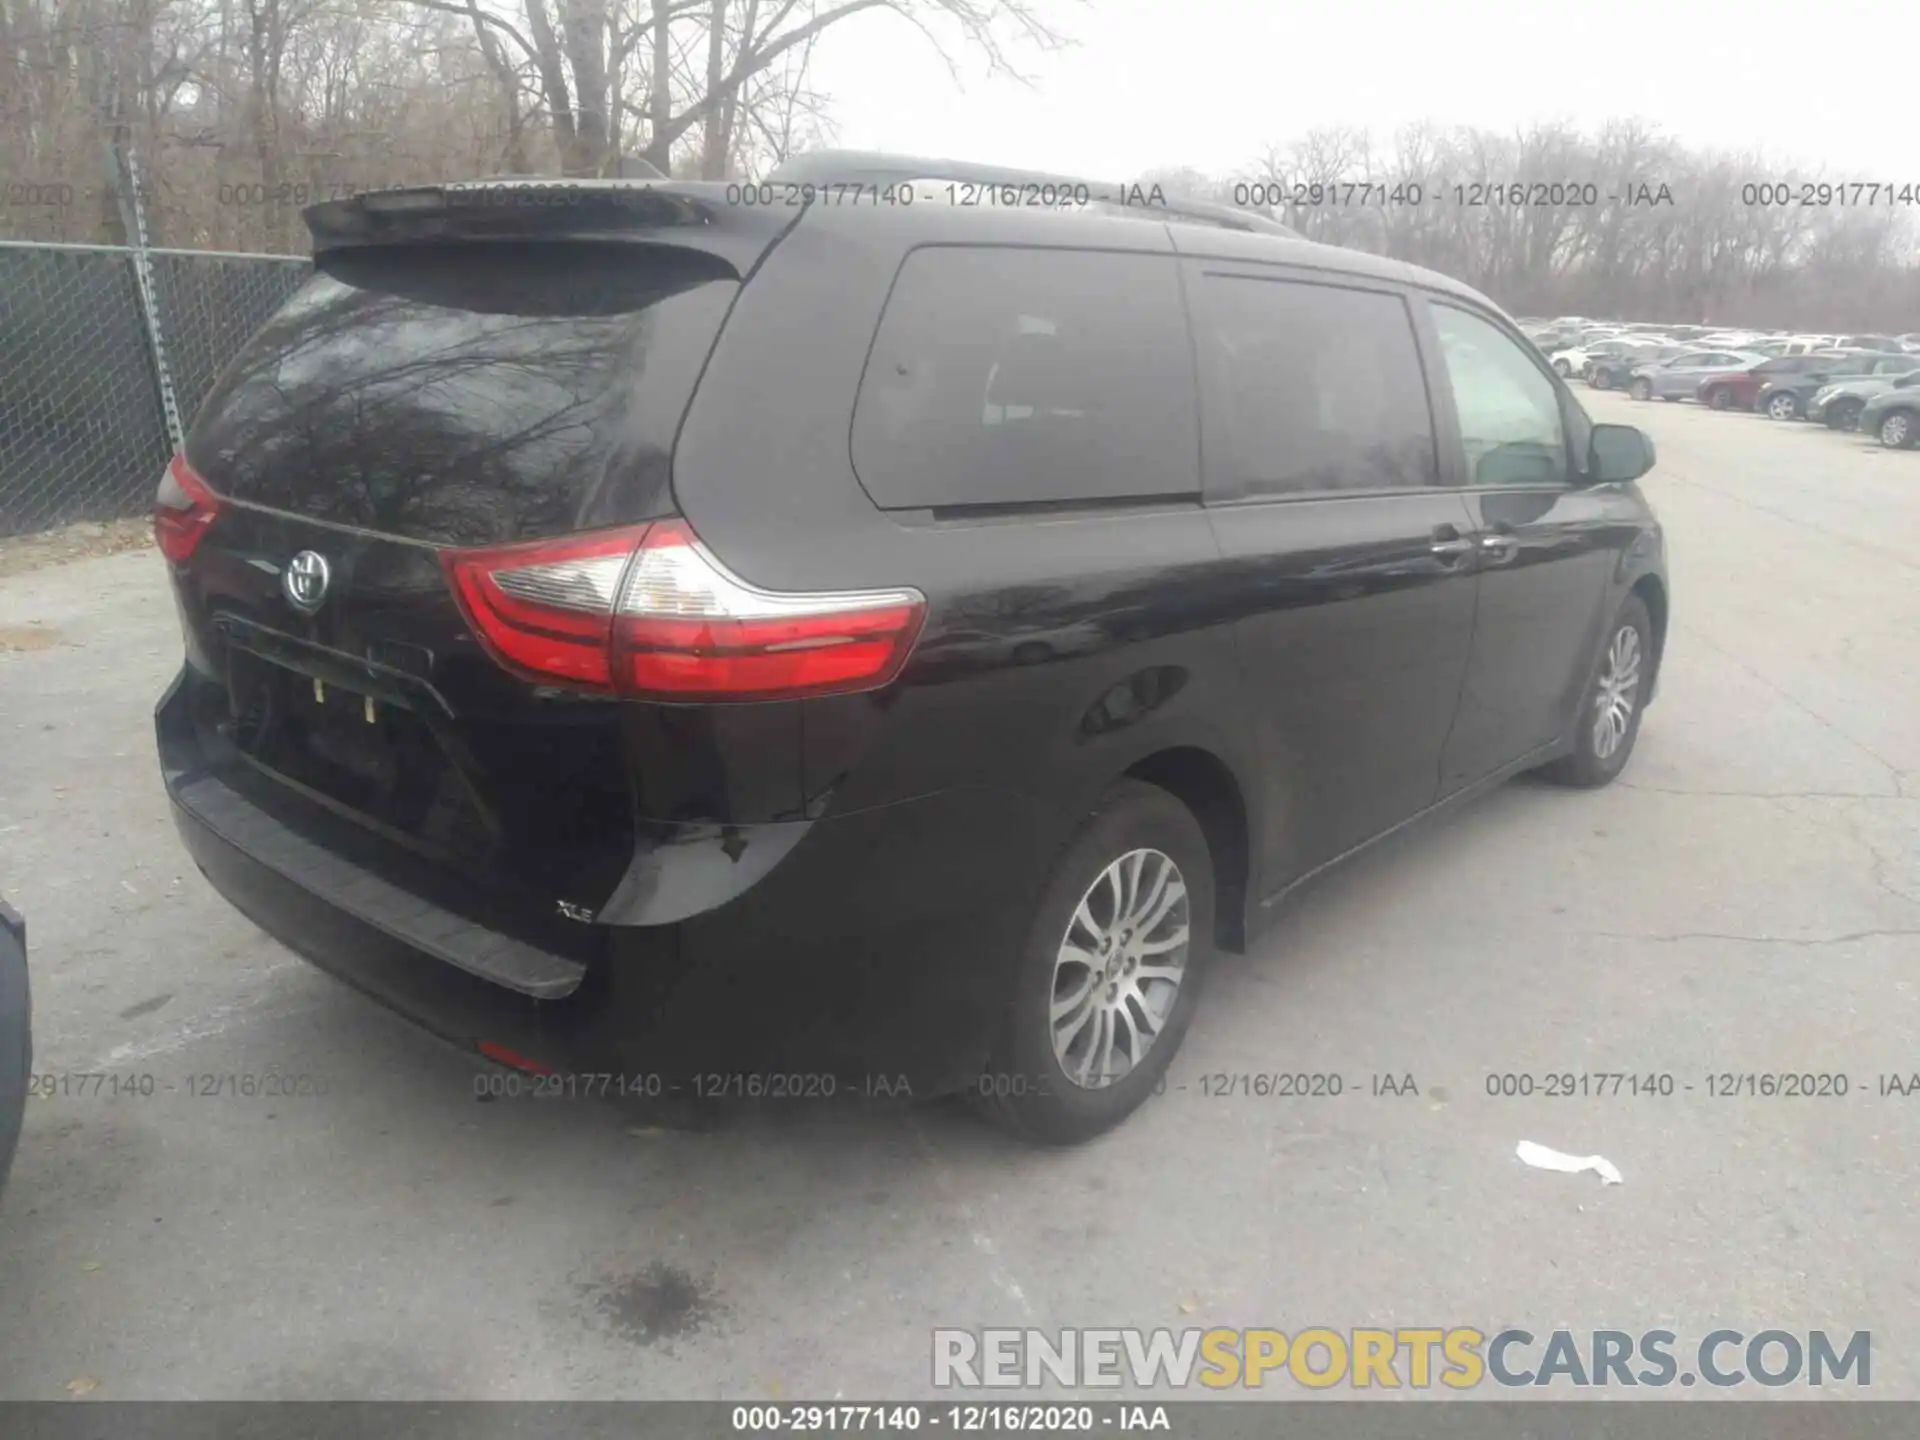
170;185;794;945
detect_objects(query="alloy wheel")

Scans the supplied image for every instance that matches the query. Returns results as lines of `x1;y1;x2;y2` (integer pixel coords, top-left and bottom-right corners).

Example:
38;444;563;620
1050;848;1190;1090
1591;625;1643;761
1767;394;1797;420
1882;412;1914;448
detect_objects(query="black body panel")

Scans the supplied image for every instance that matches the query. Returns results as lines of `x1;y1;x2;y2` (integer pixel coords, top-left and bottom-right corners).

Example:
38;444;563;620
0;899;25;1196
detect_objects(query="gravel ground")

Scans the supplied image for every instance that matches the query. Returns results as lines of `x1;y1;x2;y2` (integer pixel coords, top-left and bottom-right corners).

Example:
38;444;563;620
0;392;1916;1402
0;519;153;582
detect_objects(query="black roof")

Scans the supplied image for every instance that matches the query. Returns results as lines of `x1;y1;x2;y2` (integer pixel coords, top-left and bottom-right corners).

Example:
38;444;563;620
765;150;1500;313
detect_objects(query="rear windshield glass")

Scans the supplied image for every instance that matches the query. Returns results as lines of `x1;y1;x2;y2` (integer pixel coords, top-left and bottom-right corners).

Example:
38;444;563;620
186;242;738;544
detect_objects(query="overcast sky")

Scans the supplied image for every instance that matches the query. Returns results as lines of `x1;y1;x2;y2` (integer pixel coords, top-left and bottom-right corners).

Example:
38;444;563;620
809;0;1907;184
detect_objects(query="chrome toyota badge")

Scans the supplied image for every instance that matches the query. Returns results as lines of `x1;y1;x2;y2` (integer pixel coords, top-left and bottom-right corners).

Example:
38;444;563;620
282;550;332;614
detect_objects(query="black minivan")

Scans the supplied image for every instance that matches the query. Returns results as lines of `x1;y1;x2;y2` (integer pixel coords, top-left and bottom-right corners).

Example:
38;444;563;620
155;153;1667;1144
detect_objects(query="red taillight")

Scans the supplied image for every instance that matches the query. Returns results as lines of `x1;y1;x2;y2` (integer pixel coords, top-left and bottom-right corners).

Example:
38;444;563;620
477;1041;554;1075
442;520;926;702
153;454;222;563
443;525;643;687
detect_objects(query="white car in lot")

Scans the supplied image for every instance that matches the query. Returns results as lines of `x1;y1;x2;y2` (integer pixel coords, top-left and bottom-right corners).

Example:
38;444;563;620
1548;336;1662;380
1746;336;1834;357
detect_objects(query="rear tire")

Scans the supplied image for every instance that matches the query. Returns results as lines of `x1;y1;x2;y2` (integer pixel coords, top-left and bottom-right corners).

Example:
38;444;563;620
1629;378;1653;401
1590;370;1612;391
1765;392;1800;421
968;779;1214;1145
1879;409;1918;448
1538;595;1653;790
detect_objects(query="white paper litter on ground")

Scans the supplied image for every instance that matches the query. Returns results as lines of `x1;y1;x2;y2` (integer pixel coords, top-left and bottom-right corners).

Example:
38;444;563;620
1516;1140;1623;1185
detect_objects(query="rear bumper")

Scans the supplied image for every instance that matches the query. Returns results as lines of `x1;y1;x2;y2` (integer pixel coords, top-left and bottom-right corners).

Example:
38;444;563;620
0;901;28;1196
160;681;1056;1098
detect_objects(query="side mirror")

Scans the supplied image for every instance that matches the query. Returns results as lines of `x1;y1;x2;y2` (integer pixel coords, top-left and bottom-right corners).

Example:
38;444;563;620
1589;422;1655;484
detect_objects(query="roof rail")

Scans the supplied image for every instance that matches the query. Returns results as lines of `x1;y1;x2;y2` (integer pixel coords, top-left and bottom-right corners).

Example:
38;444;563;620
766;150;1302;240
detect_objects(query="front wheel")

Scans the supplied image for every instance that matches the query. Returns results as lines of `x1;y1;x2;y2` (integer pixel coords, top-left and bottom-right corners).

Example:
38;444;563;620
1827;399;1864;431
968;779;1214;1145
1629;378;1653;401
1704;387;1732;410
1538;595;1653;789
1765;392;1800;420
1879;409;1917;448
1590;369;1613;391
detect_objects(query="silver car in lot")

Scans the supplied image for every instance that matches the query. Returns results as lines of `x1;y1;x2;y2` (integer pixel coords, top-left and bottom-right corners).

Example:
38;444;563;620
1625;349;1768;402
1808;367;1920;431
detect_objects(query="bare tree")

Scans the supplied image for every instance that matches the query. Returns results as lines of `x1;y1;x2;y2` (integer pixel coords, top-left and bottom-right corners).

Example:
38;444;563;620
2;9;1916;332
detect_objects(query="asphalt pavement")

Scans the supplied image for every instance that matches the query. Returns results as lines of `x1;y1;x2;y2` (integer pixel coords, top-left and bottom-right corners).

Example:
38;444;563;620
1;391;1916;1400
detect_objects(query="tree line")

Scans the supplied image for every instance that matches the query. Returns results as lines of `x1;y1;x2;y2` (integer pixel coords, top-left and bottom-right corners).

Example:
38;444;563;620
1;0;1061;252
2;0;1916;329
1144;123;1920;332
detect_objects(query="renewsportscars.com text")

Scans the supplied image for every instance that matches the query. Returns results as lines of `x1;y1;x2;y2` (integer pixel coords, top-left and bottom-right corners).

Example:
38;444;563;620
932;1327;1871;1390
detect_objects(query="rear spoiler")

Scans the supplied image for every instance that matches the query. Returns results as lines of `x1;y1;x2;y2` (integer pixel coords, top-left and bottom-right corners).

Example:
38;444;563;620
303;179;796;274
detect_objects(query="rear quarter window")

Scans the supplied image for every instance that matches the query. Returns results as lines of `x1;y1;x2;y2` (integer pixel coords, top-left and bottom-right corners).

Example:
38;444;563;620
850;246;1199;510
1186;273;1438;498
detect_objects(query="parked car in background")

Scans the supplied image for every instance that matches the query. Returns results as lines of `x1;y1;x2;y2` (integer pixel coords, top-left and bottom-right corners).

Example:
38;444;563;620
1522;325;1577;354
1860;384;1920;448
0;899;26;1199
1834;334;1905;353
1896;333;1920;353
1551;336;1660;379
1758;354;1920;420
1746;336;1833;358
1810;368;1920;430
1628;350;1768;401
1590;345;1686;391
1699;352;1857;411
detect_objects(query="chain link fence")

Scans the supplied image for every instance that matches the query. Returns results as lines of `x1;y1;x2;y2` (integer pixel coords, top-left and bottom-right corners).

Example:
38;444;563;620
0;241;309;537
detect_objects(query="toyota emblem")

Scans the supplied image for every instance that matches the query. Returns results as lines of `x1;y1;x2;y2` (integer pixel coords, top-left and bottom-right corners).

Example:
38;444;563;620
282;550;332;614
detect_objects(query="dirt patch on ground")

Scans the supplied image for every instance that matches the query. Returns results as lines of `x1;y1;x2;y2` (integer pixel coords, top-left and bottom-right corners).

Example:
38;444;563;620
0;623;64;652
0;520;153;579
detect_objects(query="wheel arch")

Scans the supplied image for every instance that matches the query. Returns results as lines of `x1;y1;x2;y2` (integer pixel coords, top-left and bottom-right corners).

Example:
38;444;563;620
1630;573;1669;697
1123;746;1252;954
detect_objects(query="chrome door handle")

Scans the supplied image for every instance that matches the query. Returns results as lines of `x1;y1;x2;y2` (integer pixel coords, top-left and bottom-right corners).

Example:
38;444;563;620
1430;538;1474;557
1479;533;1519;560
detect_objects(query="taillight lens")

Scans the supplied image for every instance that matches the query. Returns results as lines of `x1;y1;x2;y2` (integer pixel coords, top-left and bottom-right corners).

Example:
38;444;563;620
442;521;926;702
153;454;222;563
443;526;643;687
